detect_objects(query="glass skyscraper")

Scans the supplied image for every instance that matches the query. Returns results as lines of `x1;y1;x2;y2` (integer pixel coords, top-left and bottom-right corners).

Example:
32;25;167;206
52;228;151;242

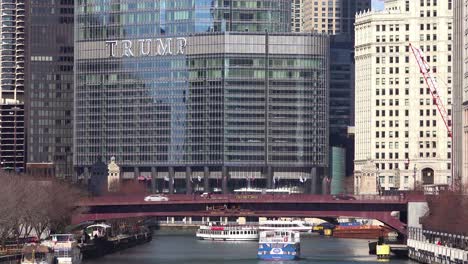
75;0;329;194
25;0;74;179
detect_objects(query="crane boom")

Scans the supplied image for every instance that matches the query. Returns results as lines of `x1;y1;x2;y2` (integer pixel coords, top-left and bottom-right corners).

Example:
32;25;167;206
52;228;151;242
409;43;452;138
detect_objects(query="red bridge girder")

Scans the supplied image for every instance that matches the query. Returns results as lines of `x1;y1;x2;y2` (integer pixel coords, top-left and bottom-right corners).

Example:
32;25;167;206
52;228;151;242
74;194;424;236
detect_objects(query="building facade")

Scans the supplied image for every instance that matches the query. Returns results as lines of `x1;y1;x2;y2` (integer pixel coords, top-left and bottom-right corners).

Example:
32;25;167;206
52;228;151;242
354;0;453;194
329;34;354;176
291;0;304;32
24;0;74;179
0;0;26;173
74;0;330;194
303;0;370;35
300;0;370;181
75;32;329;194
454;0;468;188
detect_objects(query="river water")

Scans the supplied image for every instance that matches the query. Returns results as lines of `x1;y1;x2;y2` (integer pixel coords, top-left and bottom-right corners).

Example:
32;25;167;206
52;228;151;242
84;231;418;264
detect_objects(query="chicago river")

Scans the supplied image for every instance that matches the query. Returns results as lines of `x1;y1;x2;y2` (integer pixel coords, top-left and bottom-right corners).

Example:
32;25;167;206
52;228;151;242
84;231;417;264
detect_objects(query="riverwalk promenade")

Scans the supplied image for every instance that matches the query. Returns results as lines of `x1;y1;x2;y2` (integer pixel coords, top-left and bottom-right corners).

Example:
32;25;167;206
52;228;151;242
408;227;468;263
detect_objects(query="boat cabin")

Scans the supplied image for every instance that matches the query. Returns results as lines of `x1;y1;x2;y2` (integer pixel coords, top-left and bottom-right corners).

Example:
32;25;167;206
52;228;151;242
85;224;112;240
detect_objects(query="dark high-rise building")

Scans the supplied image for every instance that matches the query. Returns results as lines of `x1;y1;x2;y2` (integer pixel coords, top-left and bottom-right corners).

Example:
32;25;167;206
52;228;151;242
24;0;74;179
0;0;26;173
299;0;370;179
329;34;354;176
74;0;330;194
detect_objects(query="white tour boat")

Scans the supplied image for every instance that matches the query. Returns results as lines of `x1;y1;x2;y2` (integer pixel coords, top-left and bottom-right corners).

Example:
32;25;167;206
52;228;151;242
42;234;82;264
259;219;313;233
196;223;259;241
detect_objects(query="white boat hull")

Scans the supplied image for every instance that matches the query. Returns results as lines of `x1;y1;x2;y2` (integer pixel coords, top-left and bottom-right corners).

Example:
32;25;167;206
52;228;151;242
196;234;258;241
196;224;259;241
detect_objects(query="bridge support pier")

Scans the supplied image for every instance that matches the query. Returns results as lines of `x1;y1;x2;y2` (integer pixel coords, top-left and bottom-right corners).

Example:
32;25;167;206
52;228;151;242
169;167;175;194
310;167;318;194
266;166;273;189
83;167;90;185
222;166;228;194
134;167;140;182
203;167;210;192
185;167;192;194
151;167;157;193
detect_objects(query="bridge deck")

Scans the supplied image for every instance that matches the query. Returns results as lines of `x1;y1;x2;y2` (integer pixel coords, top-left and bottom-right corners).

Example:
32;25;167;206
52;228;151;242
79;194;423;206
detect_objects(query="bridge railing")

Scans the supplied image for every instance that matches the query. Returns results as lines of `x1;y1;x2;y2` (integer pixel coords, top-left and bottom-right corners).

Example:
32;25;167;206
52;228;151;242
156;220;259;226
408;226;468;251
353;195;402;201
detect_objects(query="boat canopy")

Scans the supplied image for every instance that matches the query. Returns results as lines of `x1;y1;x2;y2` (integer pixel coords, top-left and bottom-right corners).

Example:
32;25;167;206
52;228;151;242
86;224;111;229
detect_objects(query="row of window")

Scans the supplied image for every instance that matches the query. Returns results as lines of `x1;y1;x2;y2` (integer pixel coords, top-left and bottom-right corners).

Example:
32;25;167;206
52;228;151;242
375;162;451;172
378;175;409;185
375;130;449;139
375;110;401;117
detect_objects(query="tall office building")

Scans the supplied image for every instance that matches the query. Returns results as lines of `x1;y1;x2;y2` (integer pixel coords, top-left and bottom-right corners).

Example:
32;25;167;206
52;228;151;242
300;1;370;178
0;0;26;173
354;0;453;194
300;1;370;180
291;0;304;32
454;0;468;188
24;0;74;179
329;34;354;176
74;0;330;194
303;0;370;35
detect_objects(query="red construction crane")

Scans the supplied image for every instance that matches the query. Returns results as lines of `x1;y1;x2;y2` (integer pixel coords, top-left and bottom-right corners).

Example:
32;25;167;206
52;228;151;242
409;43;452;138
410;43;455;189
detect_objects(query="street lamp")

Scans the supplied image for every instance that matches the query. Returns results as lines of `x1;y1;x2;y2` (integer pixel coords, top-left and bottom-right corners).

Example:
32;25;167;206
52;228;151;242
376;167;381;195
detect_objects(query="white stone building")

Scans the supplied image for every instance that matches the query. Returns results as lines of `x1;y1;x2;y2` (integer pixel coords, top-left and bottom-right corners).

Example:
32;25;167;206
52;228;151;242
303;0;370;35
354;0;453;194
291;0;304;32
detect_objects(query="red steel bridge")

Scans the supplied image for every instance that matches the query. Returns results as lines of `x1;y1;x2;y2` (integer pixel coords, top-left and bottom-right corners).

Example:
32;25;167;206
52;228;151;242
74;194;425;236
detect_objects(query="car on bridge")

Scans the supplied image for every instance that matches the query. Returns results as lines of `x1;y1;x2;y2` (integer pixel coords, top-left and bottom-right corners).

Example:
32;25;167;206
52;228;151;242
200;192;212;199
144;194;169;202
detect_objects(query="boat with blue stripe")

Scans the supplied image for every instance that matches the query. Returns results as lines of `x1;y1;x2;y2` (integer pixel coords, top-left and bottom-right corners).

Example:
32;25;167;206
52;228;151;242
257;230;300;260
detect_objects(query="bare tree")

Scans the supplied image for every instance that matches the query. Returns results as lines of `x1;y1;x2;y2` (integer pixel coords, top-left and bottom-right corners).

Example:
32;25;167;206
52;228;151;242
0;171;84;246
420;187;468;235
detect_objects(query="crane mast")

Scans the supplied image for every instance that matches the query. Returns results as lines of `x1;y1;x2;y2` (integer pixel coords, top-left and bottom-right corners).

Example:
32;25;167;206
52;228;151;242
409;43;452;138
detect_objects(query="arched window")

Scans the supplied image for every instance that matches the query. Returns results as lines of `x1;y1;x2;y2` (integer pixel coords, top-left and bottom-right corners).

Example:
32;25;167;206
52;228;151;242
422;168;434;185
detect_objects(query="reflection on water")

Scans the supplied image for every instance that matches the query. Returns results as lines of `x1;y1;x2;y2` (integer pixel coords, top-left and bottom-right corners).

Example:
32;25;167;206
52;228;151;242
84;231;418;264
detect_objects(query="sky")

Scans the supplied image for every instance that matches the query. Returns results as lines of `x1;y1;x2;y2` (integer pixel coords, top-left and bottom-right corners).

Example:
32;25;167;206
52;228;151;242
372;0;385;10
